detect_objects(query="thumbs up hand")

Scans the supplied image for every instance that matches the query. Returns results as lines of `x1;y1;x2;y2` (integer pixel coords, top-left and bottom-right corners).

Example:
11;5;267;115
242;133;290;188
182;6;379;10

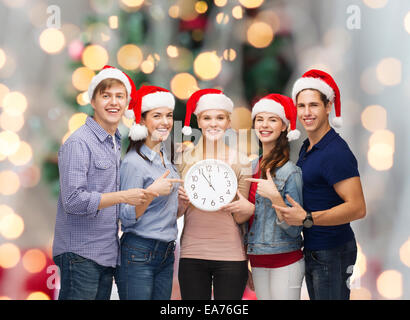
245;169;280;202
147;170;184;196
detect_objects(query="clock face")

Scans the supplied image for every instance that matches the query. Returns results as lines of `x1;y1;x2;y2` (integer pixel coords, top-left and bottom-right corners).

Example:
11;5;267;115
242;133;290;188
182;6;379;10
184;159;238;212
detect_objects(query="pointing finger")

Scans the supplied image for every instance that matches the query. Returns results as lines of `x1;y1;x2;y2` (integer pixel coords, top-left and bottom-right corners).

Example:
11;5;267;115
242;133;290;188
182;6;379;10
245;178;262;183
285;194;300;208
160;170;170;179
167;178;185;184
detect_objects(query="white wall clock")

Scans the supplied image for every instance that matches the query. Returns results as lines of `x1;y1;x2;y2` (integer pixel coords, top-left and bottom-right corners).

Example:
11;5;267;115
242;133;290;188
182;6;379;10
184;159;238;212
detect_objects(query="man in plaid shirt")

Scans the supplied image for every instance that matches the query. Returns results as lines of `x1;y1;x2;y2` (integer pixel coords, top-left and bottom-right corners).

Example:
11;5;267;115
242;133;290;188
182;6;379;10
52;66;157;300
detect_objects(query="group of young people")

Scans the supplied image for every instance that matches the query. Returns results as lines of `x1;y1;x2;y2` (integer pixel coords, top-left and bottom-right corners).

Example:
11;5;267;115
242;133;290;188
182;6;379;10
52;65;366;301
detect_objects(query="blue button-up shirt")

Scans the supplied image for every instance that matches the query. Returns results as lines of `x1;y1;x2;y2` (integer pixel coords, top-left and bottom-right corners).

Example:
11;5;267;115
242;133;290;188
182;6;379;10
297;128;359;251
52;117;121;267
119;143;180;243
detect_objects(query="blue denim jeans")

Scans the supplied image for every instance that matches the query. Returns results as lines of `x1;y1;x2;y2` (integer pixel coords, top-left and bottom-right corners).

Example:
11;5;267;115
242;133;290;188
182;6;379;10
115;233;176;300
304;239;357;300
53;252;115;300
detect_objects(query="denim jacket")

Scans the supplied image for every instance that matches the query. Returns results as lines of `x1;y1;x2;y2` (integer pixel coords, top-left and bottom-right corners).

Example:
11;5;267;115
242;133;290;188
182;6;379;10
246;159;303;255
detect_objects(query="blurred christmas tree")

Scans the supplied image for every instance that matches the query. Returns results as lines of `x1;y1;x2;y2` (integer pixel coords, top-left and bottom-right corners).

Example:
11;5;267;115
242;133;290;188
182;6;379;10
42;0;294;197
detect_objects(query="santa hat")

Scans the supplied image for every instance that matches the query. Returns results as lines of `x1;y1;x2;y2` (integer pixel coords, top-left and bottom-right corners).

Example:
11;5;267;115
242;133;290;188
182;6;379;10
124;85;175;141
251;93;300;141
291;69;342;128
182;88;234;136
88;65;135;103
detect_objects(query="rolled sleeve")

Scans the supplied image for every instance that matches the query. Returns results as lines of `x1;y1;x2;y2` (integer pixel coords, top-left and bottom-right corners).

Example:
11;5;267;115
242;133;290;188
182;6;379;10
119;160;145;226
280;170;303;238
59;141;102;216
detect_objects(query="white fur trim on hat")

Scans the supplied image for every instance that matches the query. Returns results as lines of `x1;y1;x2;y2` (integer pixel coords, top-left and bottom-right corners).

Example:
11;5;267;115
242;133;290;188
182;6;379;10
88;68;131;102
181;126;192;136
141;91;175;113
251;99;289;125
194;93;234;115
331;116;343;128
287;129;301;141
292;77;335;103
129;123;148;141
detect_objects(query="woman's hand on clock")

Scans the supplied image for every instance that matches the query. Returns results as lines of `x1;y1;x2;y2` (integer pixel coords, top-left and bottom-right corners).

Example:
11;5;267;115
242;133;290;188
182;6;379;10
148;170;184;196
221;191;255;224
245;169;281;202
177;186;190;217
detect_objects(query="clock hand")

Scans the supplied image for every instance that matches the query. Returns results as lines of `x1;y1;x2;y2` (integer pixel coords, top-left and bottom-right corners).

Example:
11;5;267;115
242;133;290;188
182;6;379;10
208;174;216;191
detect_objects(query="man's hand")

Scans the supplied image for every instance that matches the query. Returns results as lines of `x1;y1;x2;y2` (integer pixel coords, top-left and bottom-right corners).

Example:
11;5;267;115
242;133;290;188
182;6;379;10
123;188;159;206
272;194;306;226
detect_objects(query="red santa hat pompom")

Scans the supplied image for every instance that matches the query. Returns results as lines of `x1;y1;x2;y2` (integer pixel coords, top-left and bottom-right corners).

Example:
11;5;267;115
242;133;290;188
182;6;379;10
127;85;175;141
182;88;234;136
291;69;342;128
251;93;300;141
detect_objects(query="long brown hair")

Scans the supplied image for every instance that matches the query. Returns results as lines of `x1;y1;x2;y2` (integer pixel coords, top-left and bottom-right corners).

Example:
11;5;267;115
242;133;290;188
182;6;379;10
259;130;289;179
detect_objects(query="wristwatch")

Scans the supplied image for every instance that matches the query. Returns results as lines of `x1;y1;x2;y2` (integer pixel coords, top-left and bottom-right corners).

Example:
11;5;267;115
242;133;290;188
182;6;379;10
303;211;314;228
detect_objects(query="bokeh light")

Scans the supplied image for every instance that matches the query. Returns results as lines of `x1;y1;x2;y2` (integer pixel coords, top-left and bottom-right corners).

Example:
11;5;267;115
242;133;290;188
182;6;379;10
2;91;28;116
117;44;143;70
39;28;66;54
223;49;237;61
232;6;244;19
82;45;109;70
239;0;264;9
0;113;25;132
362;0;388;9
0;211;24;239
108;15;118;29
18;165;41;188
368;129;395;171
68;112;88;133
195;1;208;14
377;270;403;299
247;21;274;48
72;67;95;91
0;170;20;195
193;51;222;80
361;105;387;132
26;292;51;300
22;249;47;273
376;58;402;86
121;0;144;8
170;73;199;100
8;141;33;166
0;243;21;269
0;48;6;69
0;130;21;156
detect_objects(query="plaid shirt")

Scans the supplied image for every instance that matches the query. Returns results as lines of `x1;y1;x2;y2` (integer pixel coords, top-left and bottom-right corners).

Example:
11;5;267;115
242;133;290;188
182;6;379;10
52;117;121;267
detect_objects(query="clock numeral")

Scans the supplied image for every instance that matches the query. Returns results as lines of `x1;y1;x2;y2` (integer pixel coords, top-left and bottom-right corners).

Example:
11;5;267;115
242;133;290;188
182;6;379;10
191;184;195;191
226;189;230;195
202;197;206;205
211;200;215;206
219;196;224;203
192;175;198;182
206;165;212;172
226;180;231;187
193;193;198;199
224;172;228;179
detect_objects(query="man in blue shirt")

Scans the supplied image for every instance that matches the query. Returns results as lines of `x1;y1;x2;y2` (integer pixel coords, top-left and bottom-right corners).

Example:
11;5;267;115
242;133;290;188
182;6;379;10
52;66;158;300
273;69;366;300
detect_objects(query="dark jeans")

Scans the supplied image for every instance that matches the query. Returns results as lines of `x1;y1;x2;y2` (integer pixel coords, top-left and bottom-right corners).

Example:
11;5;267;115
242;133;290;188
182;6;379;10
178;258;248;300
304;239;357;300
115;233;176;300
53;252;115;300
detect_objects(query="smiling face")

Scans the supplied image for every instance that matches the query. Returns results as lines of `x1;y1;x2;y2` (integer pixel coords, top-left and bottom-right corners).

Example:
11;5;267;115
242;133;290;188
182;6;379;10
254;112;287;146
197;109;231;142
296;89;331;136
141;107;174;145
91;80;127;135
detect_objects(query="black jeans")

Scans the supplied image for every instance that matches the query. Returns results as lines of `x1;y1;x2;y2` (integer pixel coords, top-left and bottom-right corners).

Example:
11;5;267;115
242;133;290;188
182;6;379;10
178;258;248;300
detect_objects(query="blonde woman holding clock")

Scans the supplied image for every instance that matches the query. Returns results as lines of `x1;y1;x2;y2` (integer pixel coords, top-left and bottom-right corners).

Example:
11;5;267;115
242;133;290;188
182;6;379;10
177;88;253;300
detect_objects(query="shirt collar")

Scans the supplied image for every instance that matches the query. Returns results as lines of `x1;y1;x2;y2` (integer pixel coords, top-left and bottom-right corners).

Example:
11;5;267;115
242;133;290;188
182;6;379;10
86;116;121;143
302;128;338;152
140;142;171;164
